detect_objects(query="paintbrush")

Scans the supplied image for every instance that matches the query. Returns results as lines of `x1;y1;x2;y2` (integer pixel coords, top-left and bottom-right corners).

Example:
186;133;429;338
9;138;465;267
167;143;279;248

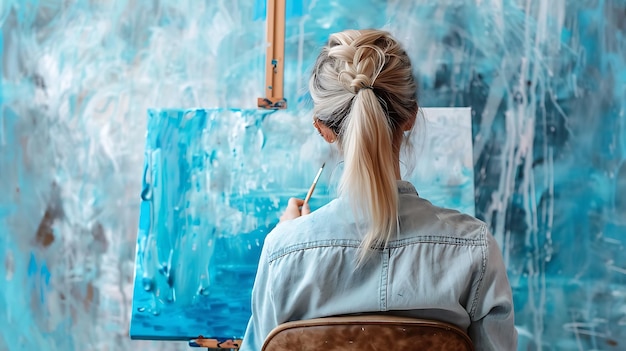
304;162;325;204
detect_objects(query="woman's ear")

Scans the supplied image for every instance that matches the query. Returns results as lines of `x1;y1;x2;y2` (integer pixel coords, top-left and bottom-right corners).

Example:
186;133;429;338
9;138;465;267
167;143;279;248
320;124;337;143
314;119;337;143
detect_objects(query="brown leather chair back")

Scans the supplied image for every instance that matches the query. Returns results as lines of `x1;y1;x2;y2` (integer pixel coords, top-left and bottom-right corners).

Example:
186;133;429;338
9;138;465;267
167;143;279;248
261;315;474;351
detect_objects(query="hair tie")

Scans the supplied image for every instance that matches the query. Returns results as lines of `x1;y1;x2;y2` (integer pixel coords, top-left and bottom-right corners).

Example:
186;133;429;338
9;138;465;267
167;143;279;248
360;85;374;90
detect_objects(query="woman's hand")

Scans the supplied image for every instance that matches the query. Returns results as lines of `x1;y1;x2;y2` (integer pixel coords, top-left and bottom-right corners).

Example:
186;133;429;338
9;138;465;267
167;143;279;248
279;198;311;222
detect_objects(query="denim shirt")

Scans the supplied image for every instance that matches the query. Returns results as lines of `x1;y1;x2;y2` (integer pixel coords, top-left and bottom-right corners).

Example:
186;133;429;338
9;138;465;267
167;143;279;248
240;181;517;350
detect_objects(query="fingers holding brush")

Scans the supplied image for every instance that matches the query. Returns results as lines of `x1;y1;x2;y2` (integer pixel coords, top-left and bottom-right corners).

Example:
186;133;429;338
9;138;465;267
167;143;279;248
279;198;310;222
279;163;324;223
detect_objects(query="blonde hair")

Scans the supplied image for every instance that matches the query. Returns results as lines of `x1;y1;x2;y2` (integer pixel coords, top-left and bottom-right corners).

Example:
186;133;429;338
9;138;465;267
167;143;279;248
309;29;418;261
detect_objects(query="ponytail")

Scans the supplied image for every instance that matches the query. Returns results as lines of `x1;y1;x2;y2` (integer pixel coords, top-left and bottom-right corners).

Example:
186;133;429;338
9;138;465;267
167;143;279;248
340;88;399;262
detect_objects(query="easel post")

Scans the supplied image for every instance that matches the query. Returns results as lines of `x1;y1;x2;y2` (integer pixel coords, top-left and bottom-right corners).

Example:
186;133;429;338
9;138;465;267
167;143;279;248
258;0;287;109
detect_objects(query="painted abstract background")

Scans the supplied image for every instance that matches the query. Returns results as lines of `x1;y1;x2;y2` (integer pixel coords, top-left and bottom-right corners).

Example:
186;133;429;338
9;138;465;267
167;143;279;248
0;1;624;350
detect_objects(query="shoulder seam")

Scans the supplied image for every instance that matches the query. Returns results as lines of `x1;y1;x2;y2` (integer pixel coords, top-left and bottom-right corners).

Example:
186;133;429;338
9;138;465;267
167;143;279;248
387;235;485;248
267;233;487;263
268;239;362;262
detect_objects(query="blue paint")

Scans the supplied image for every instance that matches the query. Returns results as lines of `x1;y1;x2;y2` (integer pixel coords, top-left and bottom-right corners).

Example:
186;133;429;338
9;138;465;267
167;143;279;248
0;1;624;350
0;30;3;146
28;253;37;276
131;108;333;339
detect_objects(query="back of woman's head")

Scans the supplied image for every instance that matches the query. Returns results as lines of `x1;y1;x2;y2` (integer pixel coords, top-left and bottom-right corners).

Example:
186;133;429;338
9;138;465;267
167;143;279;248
308;29;418;261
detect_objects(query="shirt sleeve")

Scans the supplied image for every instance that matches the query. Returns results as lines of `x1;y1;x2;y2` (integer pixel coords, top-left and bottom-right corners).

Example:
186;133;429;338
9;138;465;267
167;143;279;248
239;243;277;351
467;232;518;350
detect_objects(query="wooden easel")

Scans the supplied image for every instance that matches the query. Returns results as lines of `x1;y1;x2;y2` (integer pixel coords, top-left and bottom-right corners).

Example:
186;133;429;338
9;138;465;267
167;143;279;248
257;0;287;109
188;337;242;350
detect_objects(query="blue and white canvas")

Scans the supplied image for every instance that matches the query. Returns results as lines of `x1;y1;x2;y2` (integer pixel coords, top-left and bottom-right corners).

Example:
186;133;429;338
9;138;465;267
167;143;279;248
129;107;474;340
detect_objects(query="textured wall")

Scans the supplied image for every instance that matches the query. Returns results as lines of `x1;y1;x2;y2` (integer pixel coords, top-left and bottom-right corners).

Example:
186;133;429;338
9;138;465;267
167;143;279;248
0;1;624;350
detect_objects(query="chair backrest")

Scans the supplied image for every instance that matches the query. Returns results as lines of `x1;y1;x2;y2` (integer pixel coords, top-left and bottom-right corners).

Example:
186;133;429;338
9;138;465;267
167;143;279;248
261;315;474;351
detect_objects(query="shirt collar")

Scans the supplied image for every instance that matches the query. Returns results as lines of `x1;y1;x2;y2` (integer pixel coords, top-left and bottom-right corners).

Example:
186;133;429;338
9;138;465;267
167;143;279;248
397;180;418;196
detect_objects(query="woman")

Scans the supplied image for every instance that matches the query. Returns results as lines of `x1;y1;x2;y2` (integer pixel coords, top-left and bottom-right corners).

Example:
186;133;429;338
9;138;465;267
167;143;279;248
241;29;517;350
